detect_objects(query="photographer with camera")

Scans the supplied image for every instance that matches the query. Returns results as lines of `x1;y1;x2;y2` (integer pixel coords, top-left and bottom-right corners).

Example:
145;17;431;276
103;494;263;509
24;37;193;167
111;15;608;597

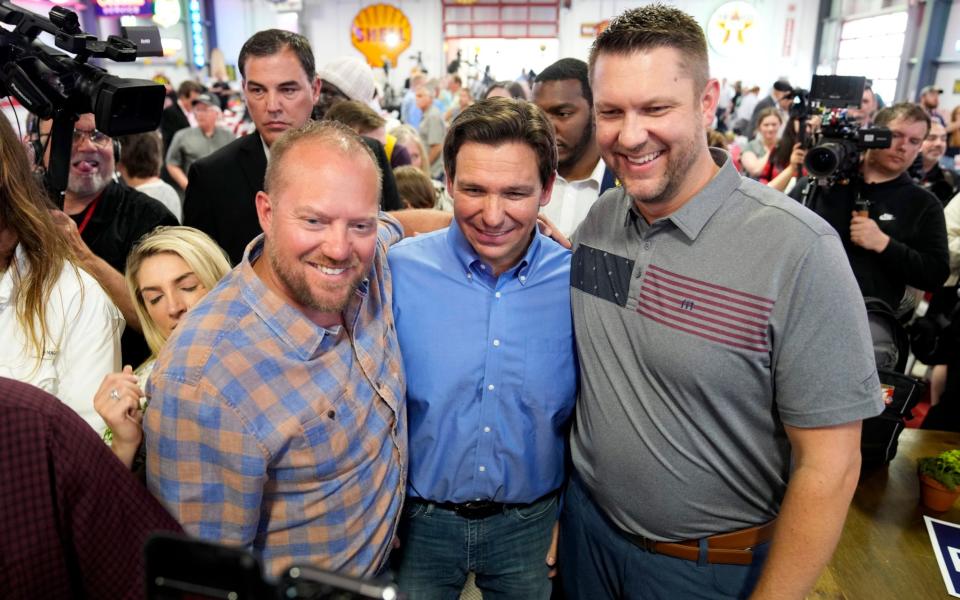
794;103;949;313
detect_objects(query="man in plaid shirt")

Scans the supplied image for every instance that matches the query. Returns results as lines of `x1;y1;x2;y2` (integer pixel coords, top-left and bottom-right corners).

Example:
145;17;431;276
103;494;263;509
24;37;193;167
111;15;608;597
144;120;407;578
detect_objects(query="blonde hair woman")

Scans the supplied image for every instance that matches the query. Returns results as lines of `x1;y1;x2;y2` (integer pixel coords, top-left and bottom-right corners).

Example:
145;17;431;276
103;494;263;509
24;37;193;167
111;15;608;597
390;123;431;175
0;115;122;432
94;226;231;467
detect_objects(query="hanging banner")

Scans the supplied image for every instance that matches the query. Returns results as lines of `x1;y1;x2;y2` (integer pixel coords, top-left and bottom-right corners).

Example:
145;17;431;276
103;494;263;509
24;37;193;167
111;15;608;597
351;4;412;68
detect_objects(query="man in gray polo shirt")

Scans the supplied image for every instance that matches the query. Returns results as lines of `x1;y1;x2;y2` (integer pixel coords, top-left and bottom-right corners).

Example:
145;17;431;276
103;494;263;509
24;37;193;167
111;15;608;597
557;6;883;600
165;93;235;191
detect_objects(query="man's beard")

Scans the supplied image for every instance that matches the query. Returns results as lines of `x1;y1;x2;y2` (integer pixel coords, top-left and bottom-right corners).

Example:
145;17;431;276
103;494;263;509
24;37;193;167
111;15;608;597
557;118;595;174
615;125;702;209
67;170;108;198
268;243;363;314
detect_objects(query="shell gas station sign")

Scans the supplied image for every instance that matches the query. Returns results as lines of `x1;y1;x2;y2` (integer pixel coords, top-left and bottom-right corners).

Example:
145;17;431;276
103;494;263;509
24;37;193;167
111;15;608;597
351;4;411;68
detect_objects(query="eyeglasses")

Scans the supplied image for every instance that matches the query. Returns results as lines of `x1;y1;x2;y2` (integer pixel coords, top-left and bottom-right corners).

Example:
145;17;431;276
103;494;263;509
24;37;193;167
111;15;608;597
72;128;112;148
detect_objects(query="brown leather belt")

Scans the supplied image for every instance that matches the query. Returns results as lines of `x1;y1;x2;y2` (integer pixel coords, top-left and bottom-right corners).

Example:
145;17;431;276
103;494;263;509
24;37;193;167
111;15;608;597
622;520;776;566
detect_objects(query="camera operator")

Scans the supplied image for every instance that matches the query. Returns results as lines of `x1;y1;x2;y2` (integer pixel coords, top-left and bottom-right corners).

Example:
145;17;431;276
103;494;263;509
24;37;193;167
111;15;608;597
39;114;178;364
793;103;949;314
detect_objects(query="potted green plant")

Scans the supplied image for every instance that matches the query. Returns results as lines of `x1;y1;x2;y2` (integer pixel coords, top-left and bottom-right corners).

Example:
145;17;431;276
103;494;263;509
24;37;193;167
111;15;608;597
918;449;960;512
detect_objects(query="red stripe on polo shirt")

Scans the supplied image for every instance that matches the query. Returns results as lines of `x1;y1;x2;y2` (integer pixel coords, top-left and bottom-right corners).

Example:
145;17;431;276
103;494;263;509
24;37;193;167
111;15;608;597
638;266;773;353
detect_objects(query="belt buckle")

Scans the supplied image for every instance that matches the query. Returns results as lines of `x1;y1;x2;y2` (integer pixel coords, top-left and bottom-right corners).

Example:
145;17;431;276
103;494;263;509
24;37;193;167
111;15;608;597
455;501;499;519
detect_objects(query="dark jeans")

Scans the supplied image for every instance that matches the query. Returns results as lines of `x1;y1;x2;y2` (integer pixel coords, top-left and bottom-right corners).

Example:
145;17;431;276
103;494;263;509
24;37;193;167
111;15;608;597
558;475;770;600
393;494;557;600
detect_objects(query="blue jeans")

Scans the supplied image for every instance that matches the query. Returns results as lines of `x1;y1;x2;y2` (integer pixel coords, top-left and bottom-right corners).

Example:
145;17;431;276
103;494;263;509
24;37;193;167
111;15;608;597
393;494;557;600
558;475;770;600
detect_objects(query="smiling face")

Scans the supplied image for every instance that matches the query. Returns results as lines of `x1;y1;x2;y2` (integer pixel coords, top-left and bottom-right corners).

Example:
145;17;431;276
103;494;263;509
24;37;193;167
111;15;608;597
242;48;321;147
922;122;948;166
592;47;718;220
255;140;380;326
450;141;552;275
137;252;209;340
532;78;595;176
864;116;927;180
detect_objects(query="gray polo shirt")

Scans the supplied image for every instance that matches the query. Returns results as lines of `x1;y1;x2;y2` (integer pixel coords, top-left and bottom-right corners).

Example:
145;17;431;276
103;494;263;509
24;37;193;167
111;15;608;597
418;106;446;179
570;149;883;541
166;126;236;176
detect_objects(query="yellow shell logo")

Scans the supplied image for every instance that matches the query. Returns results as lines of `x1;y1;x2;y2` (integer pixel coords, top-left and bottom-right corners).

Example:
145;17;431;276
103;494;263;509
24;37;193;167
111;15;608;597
351;4;412;68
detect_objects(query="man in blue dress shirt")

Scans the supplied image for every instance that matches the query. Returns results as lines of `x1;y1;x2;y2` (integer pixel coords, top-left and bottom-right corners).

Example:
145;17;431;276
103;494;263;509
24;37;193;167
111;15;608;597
388;97;577;599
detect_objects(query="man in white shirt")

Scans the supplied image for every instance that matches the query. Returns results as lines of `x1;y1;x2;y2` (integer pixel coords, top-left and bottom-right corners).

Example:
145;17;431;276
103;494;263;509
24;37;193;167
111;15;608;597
533;58;617;237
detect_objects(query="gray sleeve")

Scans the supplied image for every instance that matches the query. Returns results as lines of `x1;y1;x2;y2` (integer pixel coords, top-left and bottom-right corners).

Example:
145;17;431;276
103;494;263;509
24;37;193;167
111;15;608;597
166;131;185;168
424;115;445;146
771;233;884;428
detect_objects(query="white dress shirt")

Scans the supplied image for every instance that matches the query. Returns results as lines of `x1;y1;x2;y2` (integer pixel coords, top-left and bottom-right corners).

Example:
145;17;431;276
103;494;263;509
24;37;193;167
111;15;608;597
541;157;607;238
0;245;123;433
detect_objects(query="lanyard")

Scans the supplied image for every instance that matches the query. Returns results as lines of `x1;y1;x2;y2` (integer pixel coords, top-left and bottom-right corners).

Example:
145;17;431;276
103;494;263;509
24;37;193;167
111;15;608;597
76;194;102;235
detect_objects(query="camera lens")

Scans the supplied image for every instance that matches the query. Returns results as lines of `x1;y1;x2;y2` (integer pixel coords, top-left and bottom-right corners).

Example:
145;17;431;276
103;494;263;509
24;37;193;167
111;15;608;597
805;143;843;178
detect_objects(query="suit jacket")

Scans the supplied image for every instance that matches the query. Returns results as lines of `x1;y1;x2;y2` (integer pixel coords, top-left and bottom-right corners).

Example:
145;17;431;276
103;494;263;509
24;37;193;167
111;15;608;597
183;132;401;265
160;103;190;151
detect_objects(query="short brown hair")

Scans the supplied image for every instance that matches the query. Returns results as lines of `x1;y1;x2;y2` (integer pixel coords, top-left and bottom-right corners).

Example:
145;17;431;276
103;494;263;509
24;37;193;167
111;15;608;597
443;97;557;188
239;29;315;81
874;102;931;135
265;120;381;198
394;166;437;209
589;4;709;93
323;100;386;135
177;80;204;99
118;131;163;179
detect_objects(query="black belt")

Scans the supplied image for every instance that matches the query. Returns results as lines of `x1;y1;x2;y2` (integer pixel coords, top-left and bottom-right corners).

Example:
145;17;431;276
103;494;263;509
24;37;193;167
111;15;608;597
411;491;557;520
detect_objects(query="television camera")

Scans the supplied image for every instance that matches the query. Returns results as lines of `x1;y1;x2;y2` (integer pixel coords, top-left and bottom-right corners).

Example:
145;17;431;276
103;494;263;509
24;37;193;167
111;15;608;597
786;75;892;208
0;1;165;201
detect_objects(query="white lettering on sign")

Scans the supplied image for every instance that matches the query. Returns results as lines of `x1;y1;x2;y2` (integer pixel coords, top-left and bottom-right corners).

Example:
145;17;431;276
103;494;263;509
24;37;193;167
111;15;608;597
948;546;960;571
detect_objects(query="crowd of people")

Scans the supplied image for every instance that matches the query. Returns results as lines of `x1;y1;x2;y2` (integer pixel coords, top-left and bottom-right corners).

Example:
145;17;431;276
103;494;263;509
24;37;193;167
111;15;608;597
3;3;960;600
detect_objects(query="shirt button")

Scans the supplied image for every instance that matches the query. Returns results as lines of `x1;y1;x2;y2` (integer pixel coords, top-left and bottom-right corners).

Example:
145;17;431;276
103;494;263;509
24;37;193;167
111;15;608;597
487;384;495;391
484;426;491;433
644;242;651;250
480;264;487;270
495;291;502;298
519;275;526;282
479;466;486;472
493;339;500;347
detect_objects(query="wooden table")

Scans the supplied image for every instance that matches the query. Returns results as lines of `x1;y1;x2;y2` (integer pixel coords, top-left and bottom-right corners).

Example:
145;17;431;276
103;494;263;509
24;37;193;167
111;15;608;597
810;429;960;599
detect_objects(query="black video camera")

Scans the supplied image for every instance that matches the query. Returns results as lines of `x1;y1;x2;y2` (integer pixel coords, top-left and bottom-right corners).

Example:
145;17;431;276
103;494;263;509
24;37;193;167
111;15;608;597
786;75;891;183
0;1;165;199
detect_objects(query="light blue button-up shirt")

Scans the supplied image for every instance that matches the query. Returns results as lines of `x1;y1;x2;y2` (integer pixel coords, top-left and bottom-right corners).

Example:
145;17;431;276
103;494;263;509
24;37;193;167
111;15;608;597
389;223;577;504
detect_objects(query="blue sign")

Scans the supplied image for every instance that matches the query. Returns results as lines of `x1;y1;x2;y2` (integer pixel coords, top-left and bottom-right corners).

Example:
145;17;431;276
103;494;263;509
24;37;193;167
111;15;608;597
925;516;960;597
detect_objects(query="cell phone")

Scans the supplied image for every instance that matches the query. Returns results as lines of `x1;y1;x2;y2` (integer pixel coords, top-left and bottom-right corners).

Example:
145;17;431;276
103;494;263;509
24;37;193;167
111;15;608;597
279;565;403;600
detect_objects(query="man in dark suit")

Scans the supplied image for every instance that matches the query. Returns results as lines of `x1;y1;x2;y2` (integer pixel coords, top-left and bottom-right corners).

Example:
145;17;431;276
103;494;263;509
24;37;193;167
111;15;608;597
160;80;204;151
183;30;400;264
